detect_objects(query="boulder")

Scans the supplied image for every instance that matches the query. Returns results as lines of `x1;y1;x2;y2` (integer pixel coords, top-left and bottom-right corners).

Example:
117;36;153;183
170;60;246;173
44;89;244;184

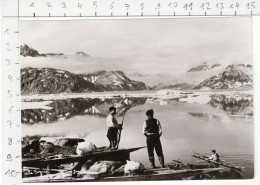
124;160;145;175
76;141;96;155
82;161;123;179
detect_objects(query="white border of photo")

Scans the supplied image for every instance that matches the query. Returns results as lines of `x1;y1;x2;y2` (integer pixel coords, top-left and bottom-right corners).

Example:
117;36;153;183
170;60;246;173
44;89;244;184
0;16;259;185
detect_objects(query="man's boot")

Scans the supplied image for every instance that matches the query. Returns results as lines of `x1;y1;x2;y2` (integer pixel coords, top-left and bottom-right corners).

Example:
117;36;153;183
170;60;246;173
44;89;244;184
149;157;156;169
158;157;165;168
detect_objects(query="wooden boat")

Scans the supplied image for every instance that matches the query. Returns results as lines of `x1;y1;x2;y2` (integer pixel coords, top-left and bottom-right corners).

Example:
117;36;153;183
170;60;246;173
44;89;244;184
23;167;223;182
192;152;244;171
23;146;145;170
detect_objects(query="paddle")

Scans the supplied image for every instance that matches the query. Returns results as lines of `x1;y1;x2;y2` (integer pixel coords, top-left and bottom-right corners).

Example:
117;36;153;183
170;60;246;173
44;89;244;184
116;109;127;148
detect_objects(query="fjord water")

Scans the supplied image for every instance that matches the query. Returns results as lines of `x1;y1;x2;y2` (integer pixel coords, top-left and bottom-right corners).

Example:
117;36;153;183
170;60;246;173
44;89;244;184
22;97;254;178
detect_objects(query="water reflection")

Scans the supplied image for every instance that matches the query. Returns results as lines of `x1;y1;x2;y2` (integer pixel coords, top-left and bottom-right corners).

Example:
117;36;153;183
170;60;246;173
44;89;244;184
22;93;254;124
209;95;253;116
21;97;147;124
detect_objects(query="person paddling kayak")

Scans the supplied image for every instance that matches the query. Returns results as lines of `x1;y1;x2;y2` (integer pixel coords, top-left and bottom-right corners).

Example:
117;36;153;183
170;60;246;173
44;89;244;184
106;106;122;150
207;150;220;162
142;109;165;169
207;149;220;167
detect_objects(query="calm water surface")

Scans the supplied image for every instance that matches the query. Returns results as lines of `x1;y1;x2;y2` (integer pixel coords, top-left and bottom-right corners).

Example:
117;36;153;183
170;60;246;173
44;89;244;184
22;96;254;178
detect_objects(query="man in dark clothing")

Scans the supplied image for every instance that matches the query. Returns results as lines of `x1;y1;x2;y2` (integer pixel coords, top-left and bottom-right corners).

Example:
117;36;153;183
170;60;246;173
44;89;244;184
142;109;165;169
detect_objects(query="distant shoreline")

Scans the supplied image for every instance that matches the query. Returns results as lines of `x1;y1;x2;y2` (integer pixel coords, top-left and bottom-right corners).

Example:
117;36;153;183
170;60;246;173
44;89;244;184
21;89;253;101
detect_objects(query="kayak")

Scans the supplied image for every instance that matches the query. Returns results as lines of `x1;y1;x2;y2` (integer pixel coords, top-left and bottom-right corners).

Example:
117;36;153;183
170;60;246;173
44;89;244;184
192;152;244;171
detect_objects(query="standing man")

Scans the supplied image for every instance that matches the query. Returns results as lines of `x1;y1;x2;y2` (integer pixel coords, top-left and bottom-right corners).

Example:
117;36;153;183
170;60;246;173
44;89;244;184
106;106;122;150
142;109;165;169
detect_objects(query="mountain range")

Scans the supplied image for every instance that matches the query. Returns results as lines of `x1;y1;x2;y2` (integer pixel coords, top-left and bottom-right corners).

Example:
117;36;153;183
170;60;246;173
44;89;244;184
21;68;150;94
20;45;253;93
155;64;253;90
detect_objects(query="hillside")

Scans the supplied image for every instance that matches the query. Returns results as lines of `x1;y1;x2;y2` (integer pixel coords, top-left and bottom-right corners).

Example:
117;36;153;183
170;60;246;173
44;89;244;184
187;62;221;72
154;80;198;90
20;44;66;58
155;64;252;90
21;68;150;94
80;71;151;91
193;65;252;89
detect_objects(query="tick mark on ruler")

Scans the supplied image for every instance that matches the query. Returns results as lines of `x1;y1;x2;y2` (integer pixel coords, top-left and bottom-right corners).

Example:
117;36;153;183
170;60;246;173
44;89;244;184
49;13;51;17
235;11;237;15
111;12;113;17
174;12;176;16
80;13;81;17
95;12;97;16
205;11;207;16
220;11;222;16
33;13;35;17
16;156;20;158
189;12;191;16
141;12;143;16
14;31;19;34
64;13;66;17
127;12;128;16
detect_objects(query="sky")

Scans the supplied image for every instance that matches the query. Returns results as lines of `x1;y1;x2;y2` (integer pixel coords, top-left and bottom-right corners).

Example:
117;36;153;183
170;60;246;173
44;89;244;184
20;17;253;84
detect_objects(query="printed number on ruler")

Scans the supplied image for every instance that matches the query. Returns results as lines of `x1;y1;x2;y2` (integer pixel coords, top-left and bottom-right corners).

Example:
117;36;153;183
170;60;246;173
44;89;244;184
2;0;21;185
19;0;259;17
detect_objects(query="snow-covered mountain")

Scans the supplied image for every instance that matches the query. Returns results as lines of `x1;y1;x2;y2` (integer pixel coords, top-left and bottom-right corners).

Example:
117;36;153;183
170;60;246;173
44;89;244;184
21;67;102;94
187;62;221;72
154;64;253;90
21;68;150;94
154;80;199;90
194;65;252;90
80;71;151;91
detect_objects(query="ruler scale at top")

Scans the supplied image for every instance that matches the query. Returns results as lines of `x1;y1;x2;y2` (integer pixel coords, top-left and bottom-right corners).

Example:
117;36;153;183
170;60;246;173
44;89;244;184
3;0;260;17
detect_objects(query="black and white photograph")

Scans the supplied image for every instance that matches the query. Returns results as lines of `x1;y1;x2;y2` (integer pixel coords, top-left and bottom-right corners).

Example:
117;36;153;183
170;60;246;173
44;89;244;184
20;17;254;182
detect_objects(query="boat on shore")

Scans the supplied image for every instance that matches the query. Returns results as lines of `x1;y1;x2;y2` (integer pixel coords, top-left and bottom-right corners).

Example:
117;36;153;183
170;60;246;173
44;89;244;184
23;167;223;182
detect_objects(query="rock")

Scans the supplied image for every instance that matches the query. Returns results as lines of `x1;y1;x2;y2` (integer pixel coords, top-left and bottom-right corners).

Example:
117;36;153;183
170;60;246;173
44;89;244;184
75;51;89;57
112;164;125;176
82;161;124;179
52;138;85;147
124;160;145;175
76;141;96;155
